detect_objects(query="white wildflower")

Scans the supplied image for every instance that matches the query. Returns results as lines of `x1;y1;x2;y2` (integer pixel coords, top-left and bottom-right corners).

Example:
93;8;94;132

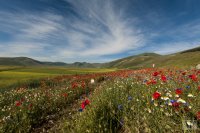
175;94;179;98
91;79;95;84
161;96;169;100
187;93;194;98
177;98;186;104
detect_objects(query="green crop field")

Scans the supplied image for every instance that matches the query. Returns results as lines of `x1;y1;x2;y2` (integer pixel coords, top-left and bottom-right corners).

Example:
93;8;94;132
0;66;116;90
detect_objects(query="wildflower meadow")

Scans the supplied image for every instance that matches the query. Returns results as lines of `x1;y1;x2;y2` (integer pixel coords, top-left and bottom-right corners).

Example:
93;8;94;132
0;68;200;132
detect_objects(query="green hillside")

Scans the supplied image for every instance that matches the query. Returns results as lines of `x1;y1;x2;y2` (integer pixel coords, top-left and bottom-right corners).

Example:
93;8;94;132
154;51;200;68
0;57;101;68
104;47;200;69
0;57;43;66
103;53;161;69
180;46;200;53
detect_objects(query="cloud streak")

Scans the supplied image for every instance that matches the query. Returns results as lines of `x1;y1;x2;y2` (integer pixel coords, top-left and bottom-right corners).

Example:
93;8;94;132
0;0;145;62
0;11;63;41
0;0;200;63
60;0;144;57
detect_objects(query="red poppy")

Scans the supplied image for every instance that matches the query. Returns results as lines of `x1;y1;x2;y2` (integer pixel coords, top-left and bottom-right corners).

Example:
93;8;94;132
152;92;161;100
81;99;90;109
153;72;159;76
151;79;157;84
198;86;200;91
85;99;90;105
71;82;78;89
189;74;198;81
175;88;183;95
197;111;200;120
198;70;200;74
161;75;167;82
15;101;21;106
81;102;85;109
172;102;180;108
146;81;151;85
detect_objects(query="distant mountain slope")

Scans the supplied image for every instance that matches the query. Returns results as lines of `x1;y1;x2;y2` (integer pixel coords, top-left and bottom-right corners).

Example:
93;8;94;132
155;50;200;68
103;53;161;69
104;46;200;69
180;46;200;53
0;57;43;66
66;62;102;68
0;57;101;68
0;46;200;68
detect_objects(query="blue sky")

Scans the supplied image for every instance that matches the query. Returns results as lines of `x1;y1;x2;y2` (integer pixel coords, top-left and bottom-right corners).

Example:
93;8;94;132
0;0;200;63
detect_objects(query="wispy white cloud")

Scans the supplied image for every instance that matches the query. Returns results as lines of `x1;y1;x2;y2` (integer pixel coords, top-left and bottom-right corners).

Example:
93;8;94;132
1;0;200;63
0;0;145;62
0;11;63;41
59;0;144;58
0;42;49;56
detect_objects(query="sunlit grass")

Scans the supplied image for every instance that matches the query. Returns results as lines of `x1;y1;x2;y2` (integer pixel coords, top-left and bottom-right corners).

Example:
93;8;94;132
0;71;55;89
0;66;116;89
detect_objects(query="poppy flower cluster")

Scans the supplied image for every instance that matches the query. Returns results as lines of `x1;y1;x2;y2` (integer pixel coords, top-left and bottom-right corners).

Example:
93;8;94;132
81;99;90;110
71;82;78;89
2;69;153;132
73;68;199;132
15;97;26;107
189;74;198;81
153;71;159;77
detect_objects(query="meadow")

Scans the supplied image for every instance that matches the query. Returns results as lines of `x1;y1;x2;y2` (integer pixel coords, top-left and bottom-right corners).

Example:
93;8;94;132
0;67;200;132
0;66;115;91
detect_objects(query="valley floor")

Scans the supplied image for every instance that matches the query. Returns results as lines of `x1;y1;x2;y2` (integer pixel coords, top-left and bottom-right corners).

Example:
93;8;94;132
0;66;115;91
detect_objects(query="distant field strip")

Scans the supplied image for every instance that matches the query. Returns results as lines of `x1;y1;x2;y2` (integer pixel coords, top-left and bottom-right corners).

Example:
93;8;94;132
0;67;116;89
0;66;23;72
0;71;55;89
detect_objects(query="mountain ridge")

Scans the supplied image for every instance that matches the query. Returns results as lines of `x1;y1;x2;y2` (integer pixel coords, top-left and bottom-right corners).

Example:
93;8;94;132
0;46;200;68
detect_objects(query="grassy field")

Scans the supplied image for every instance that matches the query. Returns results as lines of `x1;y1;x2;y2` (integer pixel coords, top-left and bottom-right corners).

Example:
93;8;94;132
0;68;199;132
0;66;116;90
0;66;22;71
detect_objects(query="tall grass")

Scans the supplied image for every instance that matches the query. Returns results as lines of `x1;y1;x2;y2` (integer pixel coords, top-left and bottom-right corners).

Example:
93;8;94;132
62;69;200;132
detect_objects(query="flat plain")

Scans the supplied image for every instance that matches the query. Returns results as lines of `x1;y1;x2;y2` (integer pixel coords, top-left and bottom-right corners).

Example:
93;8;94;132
0;66;115;90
